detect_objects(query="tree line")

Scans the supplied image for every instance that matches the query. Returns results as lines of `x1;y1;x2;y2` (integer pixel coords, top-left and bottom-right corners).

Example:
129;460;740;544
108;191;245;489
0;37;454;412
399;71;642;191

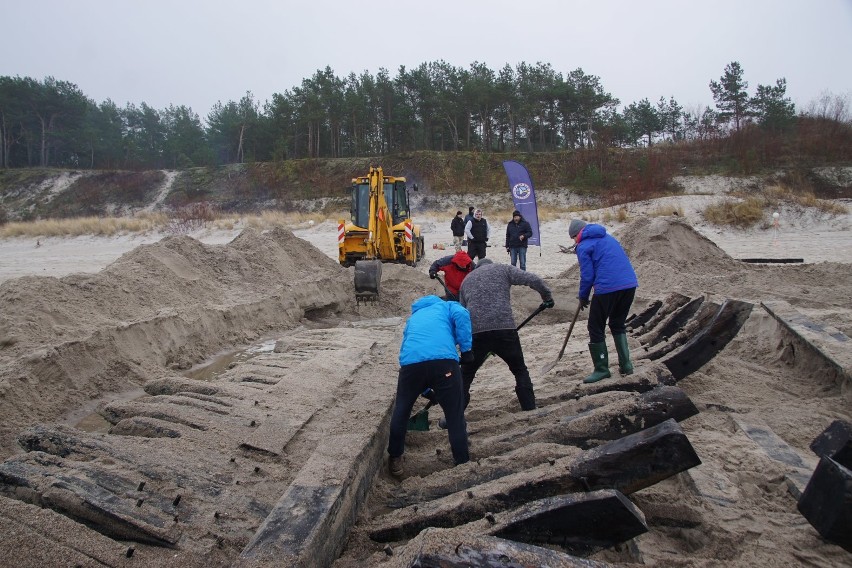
0;61;809;171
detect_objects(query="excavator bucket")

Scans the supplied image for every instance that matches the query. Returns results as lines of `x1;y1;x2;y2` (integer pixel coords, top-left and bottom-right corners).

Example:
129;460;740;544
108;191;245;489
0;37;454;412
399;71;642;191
354;260;382;303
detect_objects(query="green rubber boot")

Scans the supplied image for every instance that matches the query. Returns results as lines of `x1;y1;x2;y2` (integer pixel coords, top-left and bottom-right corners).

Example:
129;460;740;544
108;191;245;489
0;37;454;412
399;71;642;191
613;333;634;375
583;341;611;383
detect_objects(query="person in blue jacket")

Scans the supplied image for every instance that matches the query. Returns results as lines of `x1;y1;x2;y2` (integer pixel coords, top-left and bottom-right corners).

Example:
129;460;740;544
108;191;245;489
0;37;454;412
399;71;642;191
569;219;638;384
387;295;473;477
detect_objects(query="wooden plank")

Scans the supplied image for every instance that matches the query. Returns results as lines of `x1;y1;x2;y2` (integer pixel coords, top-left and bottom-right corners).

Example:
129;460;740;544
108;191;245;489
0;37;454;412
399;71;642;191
797;457;852;552
733;417;818;499
662;299;753;380
810;419;852;469
761;300;852;389
238;400;393;568
488;490;647;556
400;530;611;568
369;419;700;542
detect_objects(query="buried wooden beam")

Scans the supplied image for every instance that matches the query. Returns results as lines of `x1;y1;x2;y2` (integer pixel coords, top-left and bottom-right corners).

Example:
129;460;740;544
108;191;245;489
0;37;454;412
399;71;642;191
390;387;697;508
490;386;698;454
369;419;700;542
238;398;393;568
625;299;663;331
635;296;705;349
398;529;611;568
628;293;690;334
810;420;852;469
662;299;753;381
487;490;647;557
797;456;852;553
639;301;720;362
0;456;180;546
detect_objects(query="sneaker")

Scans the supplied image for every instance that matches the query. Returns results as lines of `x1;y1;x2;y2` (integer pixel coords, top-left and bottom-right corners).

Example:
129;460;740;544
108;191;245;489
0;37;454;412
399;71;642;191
388;456;404;477
438;417;448;429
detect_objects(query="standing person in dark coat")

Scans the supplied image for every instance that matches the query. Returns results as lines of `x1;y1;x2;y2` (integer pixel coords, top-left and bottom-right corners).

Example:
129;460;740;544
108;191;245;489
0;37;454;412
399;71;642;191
450;211;466;252
458;260;554;411
568;219;638;384
387;295;473;477
464;208;491;261
462;207;475;247
505;210;533;271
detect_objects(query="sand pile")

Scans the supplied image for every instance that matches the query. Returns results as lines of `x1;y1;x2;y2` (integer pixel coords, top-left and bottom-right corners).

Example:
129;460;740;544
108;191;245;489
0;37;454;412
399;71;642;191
0;227;353;460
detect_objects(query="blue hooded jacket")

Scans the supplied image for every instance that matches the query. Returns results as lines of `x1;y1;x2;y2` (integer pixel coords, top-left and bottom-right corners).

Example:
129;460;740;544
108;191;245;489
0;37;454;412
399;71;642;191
399;295;473;366
575;223;638;301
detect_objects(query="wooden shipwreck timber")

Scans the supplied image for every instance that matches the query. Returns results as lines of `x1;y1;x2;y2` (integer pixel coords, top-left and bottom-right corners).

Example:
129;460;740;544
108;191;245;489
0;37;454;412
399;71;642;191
0;291;782;567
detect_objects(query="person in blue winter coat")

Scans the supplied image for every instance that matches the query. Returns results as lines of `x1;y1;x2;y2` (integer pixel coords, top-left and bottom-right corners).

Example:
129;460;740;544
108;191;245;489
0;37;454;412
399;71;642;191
387;295;473;477
569;219;638;384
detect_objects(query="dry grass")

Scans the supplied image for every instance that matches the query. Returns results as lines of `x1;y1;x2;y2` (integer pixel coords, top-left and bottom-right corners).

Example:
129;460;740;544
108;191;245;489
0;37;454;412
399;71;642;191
0;209;337;238
761;184;848;215
702;197;765;227
706;182;850;228
0;213;170;238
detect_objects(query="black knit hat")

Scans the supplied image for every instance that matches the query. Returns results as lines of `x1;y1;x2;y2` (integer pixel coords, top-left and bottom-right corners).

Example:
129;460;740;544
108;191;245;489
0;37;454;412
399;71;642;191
512;210;521;217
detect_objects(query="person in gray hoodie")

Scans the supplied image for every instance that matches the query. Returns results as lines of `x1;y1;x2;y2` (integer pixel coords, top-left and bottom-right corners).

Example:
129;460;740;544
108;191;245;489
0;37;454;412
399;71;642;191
457;259;554;411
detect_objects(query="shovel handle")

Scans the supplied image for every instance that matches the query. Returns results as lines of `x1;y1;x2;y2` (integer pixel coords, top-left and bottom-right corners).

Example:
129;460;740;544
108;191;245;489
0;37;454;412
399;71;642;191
516;304;546;331
556;302;584;360
434;274;458;301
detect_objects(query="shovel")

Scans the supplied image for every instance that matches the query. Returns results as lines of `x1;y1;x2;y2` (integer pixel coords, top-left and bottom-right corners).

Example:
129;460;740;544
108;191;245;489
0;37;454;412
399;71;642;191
541;301;583;374
433;274;458;301
407;388;436;431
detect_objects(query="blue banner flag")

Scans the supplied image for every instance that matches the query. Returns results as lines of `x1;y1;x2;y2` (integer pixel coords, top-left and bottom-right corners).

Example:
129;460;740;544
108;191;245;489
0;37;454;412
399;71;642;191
502;160;541;247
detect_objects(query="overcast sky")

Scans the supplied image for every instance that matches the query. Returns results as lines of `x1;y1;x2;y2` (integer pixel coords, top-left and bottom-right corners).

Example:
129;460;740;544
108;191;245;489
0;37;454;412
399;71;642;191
4;0;851;121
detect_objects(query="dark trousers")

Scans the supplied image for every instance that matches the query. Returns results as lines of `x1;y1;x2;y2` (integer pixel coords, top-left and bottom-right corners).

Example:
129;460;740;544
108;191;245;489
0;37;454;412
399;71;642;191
467;240;487;261
587;287;636;343
461;329;535;410
388;359;469;465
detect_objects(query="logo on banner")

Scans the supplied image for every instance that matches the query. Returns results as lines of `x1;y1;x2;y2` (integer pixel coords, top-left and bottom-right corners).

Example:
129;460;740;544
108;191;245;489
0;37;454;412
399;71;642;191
512;182;532;200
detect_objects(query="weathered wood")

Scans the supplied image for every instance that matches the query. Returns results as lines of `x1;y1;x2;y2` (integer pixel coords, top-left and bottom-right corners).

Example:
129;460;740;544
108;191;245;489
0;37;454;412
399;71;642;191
238;399;393;568
0;455;180;546
401;529;611;568
761;300;851;390
488;490;647;556
636;296;704;348
810;419;852;469
797;456;852;552
732;417;817;499
625;299;663;331
544;362;676;405
631;293;691;335
369;419;700;542
662;299;753;380
390;387;696;508
640;301;720;362
554;386;699;449
0;494;134;568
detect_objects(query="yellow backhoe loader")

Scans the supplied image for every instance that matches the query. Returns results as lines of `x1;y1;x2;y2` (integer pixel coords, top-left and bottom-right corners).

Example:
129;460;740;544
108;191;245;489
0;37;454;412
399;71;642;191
338;166;425;302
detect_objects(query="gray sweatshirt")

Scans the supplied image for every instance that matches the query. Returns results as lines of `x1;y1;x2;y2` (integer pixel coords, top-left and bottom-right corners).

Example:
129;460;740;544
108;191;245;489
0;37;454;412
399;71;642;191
459;263;551;333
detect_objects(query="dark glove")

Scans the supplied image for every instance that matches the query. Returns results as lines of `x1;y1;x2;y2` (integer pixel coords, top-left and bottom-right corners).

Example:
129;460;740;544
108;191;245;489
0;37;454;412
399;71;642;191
541;297;555;309
420;388;436;402
428;270;437;279
506;248;510;254
460;351;475;364
579;298;590;310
